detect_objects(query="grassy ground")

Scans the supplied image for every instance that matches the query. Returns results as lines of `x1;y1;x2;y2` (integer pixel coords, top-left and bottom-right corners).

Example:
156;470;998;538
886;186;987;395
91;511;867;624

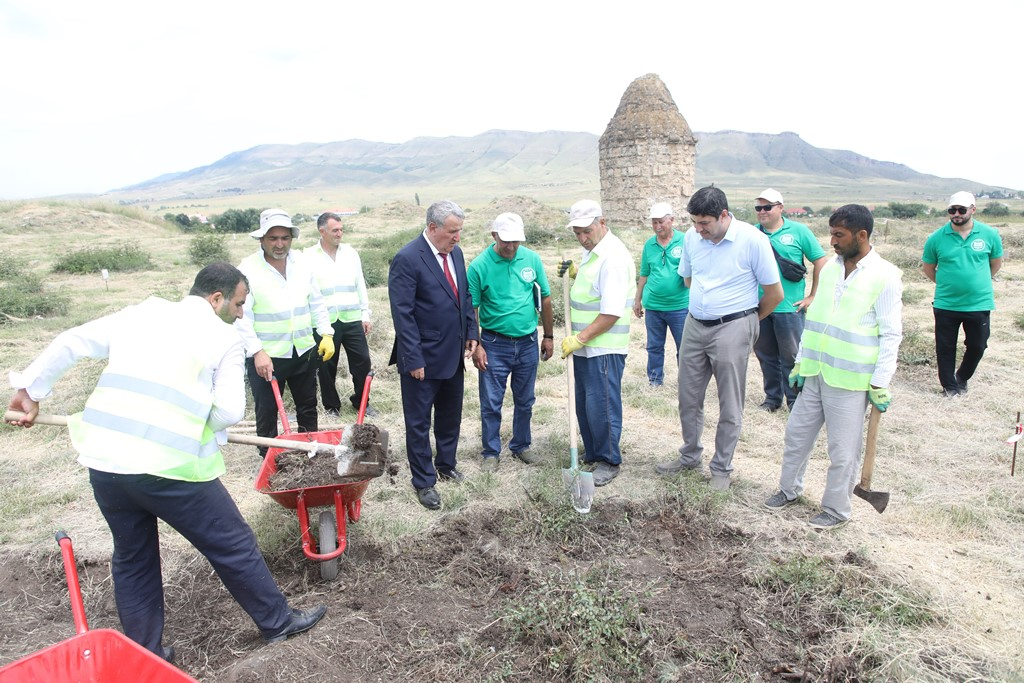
1;199;1023;681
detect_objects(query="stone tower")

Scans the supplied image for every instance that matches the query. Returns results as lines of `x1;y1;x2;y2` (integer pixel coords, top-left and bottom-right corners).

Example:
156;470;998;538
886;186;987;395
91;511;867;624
599;73;697;228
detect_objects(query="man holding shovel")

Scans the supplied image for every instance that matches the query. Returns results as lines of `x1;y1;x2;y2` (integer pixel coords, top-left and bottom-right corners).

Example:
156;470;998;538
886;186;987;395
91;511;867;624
558;199;636;487
6;263;327;661
764;205;903;530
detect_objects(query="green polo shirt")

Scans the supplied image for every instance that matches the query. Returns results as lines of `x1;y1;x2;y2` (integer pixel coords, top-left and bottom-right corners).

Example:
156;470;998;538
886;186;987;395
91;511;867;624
467;244;551;337
638;229;689;311
756;218;826;313
922;220;1003;311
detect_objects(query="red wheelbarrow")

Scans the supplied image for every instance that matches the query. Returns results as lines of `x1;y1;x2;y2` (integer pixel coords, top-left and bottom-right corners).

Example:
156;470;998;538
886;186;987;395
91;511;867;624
254;373;386;580
0;532;197;683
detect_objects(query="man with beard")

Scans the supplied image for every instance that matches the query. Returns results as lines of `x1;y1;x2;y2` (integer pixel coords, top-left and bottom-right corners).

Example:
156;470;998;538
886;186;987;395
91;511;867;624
764;205;903;530
921;191;1003;397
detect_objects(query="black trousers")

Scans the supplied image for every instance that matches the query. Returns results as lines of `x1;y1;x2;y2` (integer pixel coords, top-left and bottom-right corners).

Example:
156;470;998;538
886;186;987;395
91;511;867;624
933;308;990;391
314;320;372;414
246;348;319;456
399;368;464;490
89;469;291;656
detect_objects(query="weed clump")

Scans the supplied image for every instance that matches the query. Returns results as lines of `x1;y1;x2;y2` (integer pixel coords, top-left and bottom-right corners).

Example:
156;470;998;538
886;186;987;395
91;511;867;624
360;227;422;287
0;259;68;322
188;233;229;266
54;241;153;274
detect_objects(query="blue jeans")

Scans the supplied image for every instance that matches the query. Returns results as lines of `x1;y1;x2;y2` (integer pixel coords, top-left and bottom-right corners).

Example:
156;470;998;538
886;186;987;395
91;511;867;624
753;311;805;408
573;353;625;466
478;331;538;458
645;308;687;384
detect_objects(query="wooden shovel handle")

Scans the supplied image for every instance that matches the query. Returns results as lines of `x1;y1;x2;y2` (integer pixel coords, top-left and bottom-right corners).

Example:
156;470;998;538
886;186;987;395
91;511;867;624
4;410;337;455
860;405;882;489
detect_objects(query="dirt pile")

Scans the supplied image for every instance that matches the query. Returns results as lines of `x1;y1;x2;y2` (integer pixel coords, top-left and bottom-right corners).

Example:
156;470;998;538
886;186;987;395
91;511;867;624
268;424;387;490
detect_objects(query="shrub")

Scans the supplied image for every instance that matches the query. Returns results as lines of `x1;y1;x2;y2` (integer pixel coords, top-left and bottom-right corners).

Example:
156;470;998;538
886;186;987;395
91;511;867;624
981;202;1009;217
53;242;153;274
211;208;263;234
360;227;422;287
0;261;69;322
888;202;928;219
188;233;230;266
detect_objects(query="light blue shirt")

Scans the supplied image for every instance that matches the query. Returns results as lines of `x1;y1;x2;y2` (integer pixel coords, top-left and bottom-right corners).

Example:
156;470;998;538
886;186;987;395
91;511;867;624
678;214;779;319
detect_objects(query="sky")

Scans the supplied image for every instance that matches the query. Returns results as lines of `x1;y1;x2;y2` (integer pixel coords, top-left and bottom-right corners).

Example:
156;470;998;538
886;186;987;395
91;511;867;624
2;0;1021;200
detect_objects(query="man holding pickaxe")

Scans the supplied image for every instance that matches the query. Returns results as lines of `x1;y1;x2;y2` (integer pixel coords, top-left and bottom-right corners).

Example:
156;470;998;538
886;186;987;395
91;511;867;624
764;205;903;530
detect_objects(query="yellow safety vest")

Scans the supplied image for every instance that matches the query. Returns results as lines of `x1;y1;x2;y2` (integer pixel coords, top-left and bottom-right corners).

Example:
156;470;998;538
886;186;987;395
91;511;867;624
800;259;901;390
239;251;316;357
306;243;363;324
569;240;636;350
67;297;232;482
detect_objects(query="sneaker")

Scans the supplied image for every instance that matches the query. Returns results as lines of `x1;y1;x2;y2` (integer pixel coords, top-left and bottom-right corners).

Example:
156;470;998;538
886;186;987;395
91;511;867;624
808;511;849;530
361;404;381;419
511;449;540;465
758;401;781;413
655;458;700;475
591;462;620;487
709;474;731;491
480;457;499;473
764;491;798;511
437;468;466;483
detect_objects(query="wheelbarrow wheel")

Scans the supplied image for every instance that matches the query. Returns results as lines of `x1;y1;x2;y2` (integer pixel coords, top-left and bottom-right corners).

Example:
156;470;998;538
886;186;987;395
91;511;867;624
317;510;340;580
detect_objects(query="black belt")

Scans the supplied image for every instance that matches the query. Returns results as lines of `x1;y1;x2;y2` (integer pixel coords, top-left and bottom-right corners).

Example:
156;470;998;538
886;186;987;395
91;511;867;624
691;307;758;327
481;328;533;341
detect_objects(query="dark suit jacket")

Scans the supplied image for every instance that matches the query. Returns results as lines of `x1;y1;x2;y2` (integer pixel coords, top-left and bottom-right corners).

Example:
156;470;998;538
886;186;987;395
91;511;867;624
388;235;477;379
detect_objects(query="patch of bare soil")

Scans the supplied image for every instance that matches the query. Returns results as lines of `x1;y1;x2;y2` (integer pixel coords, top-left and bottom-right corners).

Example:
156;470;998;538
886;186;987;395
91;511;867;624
0;496;927;682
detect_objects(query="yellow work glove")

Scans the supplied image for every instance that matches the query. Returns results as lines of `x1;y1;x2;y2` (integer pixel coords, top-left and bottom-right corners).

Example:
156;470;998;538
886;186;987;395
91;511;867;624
788;363;805;392
560;334;585;359
558;259;578;279
318;334;335;362
868;387;891;413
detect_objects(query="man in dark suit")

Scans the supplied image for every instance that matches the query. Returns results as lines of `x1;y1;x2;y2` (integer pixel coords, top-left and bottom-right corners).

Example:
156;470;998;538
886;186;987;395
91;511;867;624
389;200;478;509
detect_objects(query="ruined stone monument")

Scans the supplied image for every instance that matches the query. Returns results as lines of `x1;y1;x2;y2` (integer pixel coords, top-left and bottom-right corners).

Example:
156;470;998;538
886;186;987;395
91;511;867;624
599;73;697;228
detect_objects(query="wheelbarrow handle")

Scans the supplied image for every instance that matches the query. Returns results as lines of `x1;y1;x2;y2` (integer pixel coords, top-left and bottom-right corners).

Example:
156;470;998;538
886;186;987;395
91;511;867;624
54;531;89;635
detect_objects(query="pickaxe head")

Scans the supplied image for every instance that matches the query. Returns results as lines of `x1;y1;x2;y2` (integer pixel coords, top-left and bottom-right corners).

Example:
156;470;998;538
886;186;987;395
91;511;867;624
854;484;890;514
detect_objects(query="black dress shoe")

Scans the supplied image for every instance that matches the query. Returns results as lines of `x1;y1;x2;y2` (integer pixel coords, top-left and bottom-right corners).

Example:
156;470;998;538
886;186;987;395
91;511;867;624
161;646;175;664
416;486;441;509
437;468;466;483
264;605;328;643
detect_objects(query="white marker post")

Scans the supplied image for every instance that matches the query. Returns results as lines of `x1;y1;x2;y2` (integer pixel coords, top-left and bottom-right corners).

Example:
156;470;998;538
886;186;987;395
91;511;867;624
101;269;109;291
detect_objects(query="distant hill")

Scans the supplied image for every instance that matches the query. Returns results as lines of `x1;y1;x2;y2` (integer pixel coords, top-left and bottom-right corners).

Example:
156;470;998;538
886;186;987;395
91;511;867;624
109;129;1009;206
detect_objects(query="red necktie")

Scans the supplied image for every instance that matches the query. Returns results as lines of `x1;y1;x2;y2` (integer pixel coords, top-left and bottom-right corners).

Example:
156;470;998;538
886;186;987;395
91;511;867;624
442;253;458;298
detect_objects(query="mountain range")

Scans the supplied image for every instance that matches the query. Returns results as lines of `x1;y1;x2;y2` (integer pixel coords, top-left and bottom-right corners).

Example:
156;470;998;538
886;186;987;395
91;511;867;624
111;129;1006;206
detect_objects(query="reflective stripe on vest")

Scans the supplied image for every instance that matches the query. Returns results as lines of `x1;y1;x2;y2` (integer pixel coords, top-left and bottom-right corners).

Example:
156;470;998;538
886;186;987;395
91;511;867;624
317;282;361;323
800;260;897;390
569;251;636;349
248;263;315;356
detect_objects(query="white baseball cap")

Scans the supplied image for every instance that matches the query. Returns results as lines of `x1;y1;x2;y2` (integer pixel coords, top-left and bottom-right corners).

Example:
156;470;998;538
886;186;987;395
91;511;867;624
492;212;527;241
948;191;975;208
756;189;784;206
250;209;300;239
649;202;673;219
567;199;603;228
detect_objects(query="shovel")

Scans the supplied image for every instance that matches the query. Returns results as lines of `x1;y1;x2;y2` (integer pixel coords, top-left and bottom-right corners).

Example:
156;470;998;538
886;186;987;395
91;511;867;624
4;410;346;458
853;405;890;513
560;275;594;514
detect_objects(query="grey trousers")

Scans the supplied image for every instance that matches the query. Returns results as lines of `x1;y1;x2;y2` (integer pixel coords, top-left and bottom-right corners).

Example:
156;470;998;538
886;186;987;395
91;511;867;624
676;312;758;476
778;375;868;520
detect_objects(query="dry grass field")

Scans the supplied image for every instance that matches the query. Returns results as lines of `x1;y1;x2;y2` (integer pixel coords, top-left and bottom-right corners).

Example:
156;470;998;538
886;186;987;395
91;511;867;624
1;199;1023;682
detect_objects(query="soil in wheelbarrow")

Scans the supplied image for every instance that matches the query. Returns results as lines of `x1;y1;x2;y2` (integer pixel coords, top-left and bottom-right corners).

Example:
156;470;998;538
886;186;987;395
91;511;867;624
268;423;387;491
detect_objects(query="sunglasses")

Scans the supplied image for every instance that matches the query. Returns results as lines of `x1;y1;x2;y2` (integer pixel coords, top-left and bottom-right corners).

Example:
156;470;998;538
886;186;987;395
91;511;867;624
754;204;779;212
947;206;969;215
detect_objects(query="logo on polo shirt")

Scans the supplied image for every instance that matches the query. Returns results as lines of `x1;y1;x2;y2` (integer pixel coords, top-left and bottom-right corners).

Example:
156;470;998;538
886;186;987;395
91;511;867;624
670;246;683;258
780;235;795;246
971;239;986;252
520;267;537;282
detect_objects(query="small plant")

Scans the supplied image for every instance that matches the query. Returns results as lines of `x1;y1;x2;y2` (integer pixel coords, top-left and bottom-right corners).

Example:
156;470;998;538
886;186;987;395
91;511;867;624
53;241;153;274
897;322;933;366
188;233;230;266
0;260;69;322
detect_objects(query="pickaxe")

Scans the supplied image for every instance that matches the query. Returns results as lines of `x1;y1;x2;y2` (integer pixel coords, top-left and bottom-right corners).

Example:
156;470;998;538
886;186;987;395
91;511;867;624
853;405;890;513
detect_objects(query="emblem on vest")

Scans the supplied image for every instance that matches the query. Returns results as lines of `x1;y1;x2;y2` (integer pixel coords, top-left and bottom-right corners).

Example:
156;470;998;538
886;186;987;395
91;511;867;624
520;267;537;282
971;239;986;252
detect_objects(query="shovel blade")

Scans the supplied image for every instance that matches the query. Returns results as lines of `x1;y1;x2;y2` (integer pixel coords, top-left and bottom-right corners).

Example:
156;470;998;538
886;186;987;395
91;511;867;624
853;484;890;514
562;468;595;514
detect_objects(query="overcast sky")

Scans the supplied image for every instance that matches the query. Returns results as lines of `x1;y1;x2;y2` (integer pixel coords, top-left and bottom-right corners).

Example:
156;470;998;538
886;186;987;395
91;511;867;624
2;0;1020;200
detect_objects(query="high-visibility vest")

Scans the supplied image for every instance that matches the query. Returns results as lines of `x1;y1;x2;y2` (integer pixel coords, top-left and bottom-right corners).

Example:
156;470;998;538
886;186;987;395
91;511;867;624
240;252;316;356
569;242;636;350
306;243;363;324
66;297;234;482
800;259;901;390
